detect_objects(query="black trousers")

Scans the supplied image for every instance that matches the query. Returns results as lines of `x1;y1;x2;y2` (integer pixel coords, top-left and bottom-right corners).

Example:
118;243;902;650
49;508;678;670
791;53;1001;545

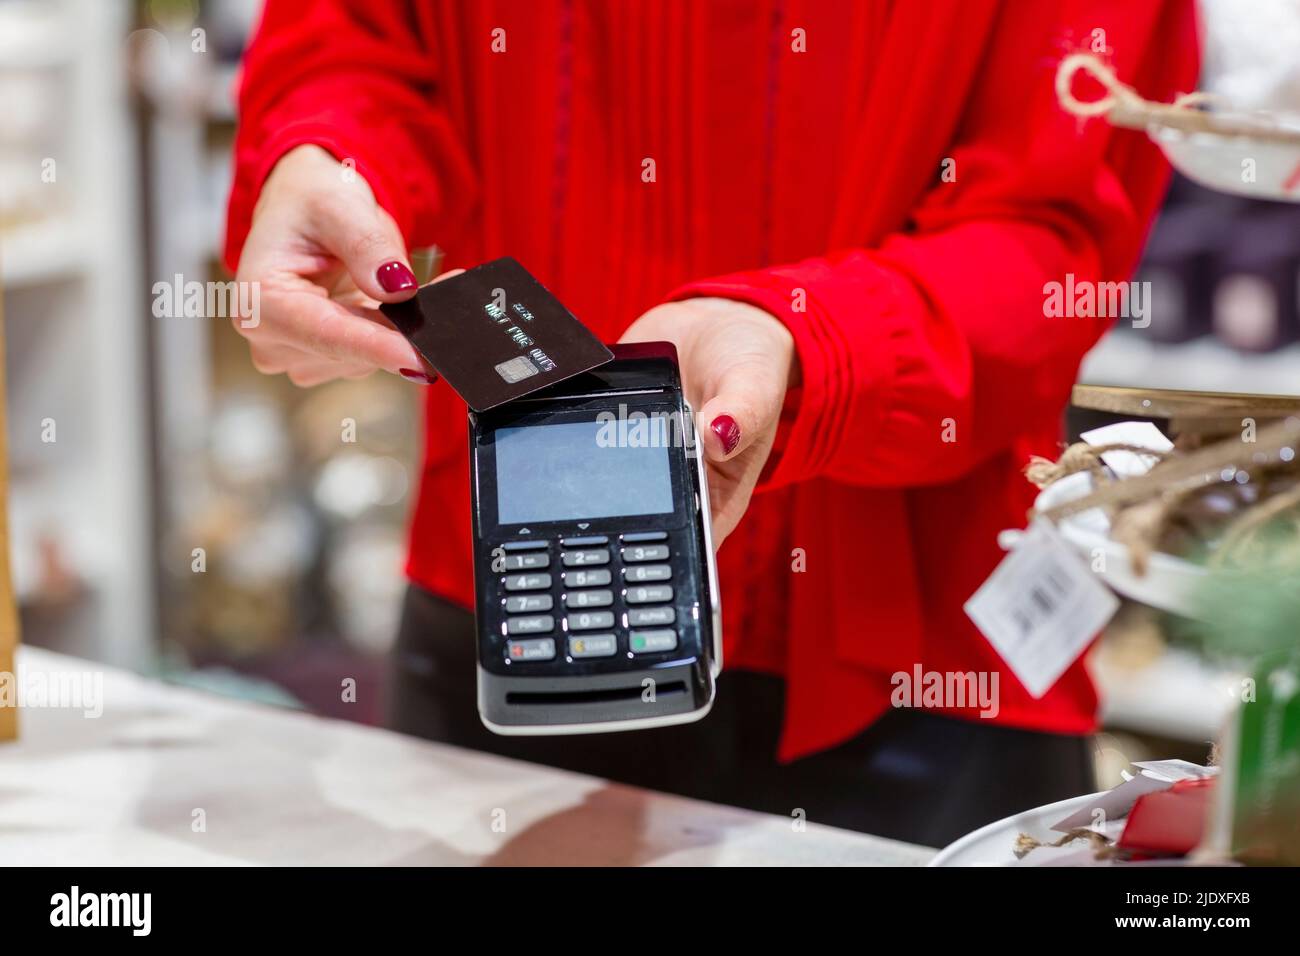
387;585;1096;848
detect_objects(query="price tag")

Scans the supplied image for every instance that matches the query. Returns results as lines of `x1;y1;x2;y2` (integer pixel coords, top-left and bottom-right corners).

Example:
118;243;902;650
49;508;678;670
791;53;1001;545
965;520;1119;698
1080;421;1173;478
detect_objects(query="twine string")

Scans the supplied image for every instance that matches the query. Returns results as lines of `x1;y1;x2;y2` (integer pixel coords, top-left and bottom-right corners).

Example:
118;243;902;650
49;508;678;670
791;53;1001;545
1055;52;1300;145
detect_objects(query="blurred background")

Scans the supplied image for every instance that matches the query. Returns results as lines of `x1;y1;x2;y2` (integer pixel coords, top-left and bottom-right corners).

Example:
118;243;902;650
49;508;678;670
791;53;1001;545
2;0;417;723
2;0;1299;780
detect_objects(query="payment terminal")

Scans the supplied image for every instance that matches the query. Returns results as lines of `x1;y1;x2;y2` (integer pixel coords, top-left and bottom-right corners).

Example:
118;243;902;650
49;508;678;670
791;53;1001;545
469;342;721;734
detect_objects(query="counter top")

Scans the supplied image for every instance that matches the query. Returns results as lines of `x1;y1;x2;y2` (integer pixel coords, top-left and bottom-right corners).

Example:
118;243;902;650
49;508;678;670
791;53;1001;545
0;647;935;866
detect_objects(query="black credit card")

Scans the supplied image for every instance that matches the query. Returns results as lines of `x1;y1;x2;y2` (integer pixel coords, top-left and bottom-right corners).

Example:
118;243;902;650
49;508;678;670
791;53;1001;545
380;258;614;412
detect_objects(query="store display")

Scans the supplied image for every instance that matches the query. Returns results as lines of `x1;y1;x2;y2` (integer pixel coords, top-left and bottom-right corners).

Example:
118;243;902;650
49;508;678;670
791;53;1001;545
1030;398;1300;599
969;383;1300;866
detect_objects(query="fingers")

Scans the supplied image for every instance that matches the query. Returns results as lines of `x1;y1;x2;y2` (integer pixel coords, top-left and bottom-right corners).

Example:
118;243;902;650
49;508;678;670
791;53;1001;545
235;145;439;384
307;191;418;303
286;360;375;388
254;285;424;373
695;357;786;463
249;341;379;387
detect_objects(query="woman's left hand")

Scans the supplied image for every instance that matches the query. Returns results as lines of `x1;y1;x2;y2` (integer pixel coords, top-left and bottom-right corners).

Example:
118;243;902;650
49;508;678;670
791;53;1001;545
619;297;798;547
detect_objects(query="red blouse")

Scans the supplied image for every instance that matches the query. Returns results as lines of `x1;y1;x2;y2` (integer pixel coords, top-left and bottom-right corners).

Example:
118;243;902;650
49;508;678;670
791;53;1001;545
225;0;1199;760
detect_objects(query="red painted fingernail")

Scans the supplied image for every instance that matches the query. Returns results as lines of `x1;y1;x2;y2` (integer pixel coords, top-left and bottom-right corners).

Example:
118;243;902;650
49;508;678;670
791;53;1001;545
377;260;417;293
711;415;741;455
399;368;435;384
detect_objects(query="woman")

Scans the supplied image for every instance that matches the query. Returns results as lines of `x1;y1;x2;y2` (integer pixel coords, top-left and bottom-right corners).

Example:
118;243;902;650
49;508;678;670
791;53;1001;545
226;0;1198;846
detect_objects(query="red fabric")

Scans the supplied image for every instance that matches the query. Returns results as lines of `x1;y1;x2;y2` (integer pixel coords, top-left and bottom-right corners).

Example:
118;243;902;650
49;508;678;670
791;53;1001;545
225;0;1200;761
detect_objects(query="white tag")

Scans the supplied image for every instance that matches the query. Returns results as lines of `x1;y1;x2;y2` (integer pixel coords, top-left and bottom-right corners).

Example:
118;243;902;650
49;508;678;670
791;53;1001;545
964;520;1119;699
1080;421;1173;478
1050;771;1171;832
1131;759;1219;782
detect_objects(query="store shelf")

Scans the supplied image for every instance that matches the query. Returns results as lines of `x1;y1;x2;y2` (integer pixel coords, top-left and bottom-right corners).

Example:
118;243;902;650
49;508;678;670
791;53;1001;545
1080;331;1300;398
1093;646;1242;743
0;4;75;70
3;0;155;670
0;219;91;288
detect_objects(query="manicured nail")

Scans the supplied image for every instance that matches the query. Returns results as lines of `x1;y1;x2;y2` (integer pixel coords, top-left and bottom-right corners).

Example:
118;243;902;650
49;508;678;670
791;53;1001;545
399;368;436;384
377;260;417;293
711;414;741;455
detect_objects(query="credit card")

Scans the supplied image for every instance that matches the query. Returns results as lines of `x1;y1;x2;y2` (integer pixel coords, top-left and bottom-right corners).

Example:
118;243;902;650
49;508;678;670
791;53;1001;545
380;258;614;412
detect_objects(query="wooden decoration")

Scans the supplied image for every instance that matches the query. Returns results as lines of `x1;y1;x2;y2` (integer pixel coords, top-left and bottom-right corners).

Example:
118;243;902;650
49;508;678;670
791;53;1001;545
1072;384;1300;421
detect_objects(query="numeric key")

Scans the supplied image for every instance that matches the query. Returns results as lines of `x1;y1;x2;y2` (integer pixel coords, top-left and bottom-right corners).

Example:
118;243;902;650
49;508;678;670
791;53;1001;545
567;611;615;631
622;544;669;562
564;589;613;608
562;549;610;567
505;573;551;591
623;564;671;583
626;584;673;604
505;594;553;613
563;568;611;587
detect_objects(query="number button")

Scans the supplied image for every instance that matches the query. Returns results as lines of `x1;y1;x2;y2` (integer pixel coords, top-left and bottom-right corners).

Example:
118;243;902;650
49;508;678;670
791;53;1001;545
623;564;671;583
626;584;673;604
564;589;613;609
505;594;553;613
567;611;615;631
503;552;550;571
505;573;551;591
622;544;669;562
563;568;611;588
563;549;610;567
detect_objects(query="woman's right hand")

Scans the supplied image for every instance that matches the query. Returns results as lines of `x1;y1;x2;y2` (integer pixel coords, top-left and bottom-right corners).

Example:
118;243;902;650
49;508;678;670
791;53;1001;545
233;144;434;387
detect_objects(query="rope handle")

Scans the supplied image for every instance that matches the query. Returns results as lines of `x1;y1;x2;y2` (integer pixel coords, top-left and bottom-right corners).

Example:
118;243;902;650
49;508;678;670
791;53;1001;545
1056;52;1300;145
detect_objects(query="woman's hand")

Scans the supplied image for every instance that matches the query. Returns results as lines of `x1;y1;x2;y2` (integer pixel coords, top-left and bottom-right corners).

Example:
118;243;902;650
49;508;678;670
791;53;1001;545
619;297;797;547
233;144;434;386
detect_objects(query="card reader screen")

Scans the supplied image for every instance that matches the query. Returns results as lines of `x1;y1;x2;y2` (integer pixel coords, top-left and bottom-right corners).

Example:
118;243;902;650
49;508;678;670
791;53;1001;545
495;418;676;525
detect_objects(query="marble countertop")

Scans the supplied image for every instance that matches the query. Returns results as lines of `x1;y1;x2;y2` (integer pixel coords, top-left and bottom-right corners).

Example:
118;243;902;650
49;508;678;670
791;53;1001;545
0;647;935;866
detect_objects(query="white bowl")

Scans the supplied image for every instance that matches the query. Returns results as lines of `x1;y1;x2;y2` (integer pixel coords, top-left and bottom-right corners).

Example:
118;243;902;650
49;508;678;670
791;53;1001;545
929;791;1106;866
1033;472;1209;619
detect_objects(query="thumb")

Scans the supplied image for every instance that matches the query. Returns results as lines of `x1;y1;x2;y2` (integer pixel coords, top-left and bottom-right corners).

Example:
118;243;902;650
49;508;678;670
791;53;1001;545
308;191;419;303
695;360;784;463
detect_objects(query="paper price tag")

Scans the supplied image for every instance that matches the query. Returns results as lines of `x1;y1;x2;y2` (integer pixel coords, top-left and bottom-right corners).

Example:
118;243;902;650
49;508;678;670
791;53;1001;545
1080;421;1173;479
965;520;1119;698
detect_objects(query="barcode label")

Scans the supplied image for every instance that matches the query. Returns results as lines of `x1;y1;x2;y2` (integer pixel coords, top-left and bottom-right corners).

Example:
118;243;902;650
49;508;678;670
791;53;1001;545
964;520;1119;698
